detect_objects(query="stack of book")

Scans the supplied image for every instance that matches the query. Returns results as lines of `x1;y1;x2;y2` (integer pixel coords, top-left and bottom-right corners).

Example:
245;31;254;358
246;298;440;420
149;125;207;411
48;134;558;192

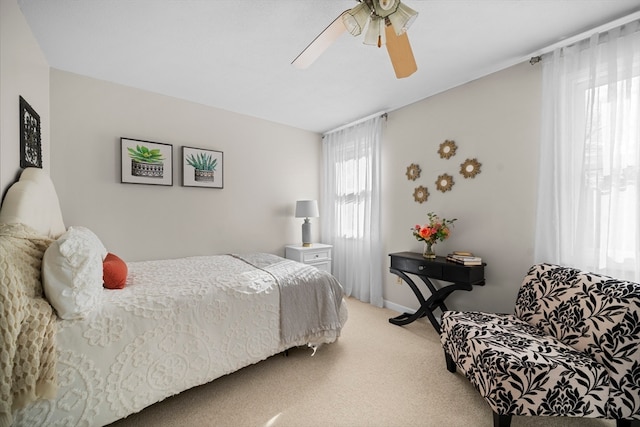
447;251;483;266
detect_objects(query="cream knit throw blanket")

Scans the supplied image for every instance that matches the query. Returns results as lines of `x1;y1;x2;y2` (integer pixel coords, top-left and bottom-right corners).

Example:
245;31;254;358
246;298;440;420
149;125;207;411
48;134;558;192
0;223;56;427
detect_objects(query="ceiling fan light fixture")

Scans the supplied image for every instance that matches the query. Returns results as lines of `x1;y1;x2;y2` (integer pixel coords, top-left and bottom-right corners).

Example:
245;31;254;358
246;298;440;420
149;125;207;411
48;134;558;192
388;2;418;35
373;0;399;17
363;16;386;47
291;0;418;78
342;2;371;36
378;0;398;11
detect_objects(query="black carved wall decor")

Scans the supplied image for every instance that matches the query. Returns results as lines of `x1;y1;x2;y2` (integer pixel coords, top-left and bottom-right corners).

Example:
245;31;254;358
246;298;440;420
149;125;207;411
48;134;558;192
19;96;42;168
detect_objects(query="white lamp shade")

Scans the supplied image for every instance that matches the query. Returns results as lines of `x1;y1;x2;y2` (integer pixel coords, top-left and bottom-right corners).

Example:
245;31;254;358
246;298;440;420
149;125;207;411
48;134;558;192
363;16;386;46
373;0;398;17
388;2;418;35
378;0;398;11
342;3;370;36
295;200;319;218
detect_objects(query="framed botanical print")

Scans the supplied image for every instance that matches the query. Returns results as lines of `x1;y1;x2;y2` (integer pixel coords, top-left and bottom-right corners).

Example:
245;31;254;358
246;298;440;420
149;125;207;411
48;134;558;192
182;146;224;188
121;138;173;186
19;96;42;168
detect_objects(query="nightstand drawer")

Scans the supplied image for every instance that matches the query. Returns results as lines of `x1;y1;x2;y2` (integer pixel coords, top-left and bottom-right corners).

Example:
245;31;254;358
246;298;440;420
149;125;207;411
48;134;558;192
391;256;443;278
285;244;333;275
313;261;331;273
303;250;330;263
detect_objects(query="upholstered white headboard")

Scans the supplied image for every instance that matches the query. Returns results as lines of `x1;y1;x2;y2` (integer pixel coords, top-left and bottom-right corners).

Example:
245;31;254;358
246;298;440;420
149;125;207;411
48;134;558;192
0;168;66;238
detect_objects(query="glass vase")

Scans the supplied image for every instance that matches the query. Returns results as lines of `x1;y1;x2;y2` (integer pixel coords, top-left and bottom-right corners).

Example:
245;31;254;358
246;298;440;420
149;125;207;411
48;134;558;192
423;241;436;258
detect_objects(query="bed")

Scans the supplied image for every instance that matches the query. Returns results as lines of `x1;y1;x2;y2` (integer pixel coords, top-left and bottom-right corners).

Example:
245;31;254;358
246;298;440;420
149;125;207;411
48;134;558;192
0;167;347;427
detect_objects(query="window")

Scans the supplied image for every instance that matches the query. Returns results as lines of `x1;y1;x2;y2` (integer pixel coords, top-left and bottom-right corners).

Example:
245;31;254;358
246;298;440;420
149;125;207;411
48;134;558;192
582;77;640;272
535;21;640;281
321;115;383;306
334;146;370;239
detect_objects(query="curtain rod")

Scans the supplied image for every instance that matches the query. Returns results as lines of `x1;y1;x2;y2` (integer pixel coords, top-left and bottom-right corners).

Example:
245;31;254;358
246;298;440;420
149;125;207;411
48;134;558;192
528;10;640;65
324;111;387;135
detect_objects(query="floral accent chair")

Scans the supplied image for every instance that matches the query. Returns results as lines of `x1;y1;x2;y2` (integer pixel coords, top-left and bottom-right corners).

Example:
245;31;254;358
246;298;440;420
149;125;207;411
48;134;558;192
440;263;640;427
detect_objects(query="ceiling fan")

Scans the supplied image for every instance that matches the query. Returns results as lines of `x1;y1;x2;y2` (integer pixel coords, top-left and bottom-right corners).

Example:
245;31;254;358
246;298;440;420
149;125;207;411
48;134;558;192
291;0;419;79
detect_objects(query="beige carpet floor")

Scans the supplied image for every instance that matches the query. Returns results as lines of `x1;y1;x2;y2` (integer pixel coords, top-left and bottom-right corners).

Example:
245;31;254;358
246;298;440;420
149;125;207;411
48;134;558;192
108;297;617;427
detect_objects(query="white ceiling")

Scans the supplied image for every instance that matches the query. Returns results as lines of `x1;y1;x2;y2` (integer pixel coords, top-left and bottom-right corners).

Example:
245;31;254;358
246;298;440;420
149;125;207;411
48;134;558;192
17;0;640;134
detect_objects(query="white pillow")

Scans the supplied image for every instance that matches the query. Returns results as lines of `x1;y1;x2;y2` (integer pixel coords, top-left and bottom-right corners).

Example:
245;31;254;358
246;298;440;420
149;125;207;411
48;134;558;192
42;226;107;319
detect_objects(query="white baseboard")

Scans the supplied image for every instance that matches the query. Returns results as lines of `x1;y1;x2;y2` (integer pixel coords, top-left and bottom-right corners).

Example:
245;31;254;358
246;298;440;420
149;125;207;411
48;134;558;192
383;300;415;315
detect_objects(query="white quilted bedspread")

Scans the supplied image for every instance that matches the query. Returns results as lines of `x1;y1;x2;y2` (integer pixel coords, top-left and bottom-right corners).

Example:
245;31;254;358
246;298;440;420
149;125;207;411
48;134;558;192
13;254;346;427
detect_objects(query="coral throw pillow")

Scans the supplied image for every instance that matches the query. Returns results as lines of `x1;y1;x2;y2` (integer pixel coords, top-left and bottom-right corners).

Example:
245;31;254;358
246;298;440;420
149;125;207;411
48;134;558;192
103;252;128;289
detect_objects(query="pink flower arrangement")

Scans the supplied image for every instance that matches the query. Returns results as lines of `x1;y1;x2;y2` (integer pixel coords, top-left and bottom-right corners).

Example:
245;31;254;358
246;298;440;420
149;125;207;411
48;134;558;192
412;212;457;244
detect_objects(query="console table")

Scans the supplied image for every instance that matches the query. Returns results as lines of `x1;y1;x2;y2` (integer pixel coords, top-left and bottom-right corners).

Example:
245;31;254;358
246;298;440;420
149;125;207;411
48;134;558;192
388;252;485;333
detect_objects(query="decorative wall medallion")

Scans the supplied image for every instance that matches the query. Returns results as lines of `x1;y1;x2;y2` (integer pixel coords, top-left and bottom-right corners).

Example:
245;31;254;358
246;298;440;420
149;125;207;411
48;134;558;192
438;140;457;159
413;186;429;203
436;174;454;192
460;158;482;178
405;163;421;181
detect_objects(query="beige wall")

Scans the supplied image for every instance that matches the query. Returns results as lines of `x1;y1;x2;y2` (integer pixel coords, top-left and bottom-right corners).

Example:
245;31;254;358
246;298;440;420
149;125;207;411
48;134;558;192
0;0;50;194
4;0;543;313
50;70;322;261
382;61;542;313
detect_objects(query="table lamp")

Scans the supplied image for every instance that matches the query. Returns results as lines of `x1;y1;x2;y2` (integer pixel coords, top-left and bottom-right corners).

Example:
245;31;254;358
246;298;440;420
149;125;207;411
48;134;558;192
295;200;319;247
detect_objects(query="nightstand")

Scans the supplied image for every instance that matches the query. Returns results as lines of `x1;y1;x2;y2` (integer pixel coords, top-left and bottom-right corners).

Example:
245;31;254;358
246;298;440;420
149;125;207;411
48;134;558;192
285;243;332;274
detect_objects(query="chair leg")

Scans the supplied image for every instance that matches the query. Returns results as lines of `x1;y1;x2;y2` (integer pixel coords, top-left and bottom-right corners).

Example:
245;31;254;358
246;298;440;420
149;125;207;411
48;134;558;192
444;350;456;373
616;419;640;427
493;412;512;427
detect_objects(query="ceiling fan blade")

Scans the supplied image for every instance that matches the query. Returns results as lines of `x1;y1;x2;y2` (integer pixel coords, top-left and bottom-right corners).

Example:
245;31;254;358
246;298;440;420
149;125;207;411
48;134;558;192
292;11;349;69
384;24;417;78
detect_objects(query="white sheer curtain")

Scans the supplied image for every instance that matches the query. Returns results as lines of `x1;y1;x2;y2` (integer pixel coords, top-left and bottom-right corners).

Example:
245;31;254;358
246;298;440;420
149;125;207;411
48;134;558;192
321;115;383;307
535;20;640;281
